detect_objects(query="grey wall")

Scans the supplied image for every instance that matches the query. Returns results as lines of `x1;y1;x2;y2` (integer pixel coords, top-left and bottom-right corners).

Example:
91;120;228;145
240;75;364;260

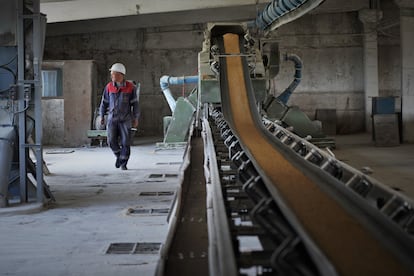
42;98;64;145
44;25;204;137
269;11;365;133
43;0;401;137
42;60;96;146
0;0;16;46
270;6;400;133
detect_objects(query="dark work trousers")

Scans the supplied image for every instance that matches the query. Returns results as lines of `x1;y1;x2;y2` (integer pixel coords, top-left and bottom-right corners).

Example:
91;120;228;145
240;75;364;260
107;119;131;166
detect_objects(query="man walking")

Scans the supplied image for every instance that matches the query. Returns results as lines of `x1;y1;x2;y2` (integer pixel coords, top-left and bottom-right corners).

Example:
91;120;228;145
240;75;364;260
99;63;140;170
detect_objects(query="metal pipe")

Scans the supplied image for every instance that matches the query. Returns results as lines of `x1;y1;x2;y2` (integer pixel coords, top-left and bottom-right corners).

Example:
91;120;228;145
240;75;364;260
277;53;302;104
160;75;198;113
256;0;324;31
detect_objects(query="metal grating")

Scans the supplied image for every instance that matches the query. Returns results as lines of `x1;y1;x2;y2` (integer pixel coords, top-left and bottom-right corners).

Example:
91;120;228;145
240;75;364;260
133;242;162;254
148;173;178;178
139;191;175;196
158;191;175;196
146;173;179;182
106;242;161;254
149;174;163;178
127;208;170;215
106;243;135;254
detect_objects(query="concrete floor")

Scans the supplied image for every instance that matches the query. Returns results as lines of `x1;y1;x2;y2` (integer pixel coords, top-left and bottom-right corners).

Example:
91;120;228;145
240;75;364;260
0;137;184;276
333;133;414;200
0;134;413;276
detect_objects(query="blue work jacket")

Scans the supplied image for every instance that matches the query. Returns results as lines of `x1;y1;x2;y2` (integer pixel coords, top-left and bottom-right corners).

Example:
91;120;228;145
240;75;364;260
99;81;140;123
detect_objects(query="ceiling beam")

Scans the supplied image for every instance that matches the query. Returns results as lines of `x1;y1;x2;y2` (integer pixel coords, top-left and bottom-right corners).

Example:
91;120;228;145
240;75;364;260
44;0;370;36
46;4;266;35
41;0;270;23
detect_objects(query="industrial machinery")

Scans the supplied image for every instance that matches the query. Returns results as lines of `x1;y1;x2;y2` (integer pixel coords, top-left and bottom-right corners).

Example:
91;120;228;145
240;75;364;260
0;0;53;207
159;75;198;145
160;25;332;148
156;1;414;275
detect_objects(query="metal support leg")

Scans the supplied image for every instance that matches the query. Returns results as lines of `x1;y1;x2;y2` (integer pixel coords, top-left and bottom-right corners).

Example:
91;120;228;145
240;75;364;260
33;1;43;203
17;0;27;203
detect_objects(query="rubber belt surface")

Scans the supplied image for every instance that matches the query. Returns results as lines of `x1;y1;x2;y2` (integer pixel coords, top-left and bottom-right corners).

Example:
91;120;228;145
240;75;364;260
221;33;410;276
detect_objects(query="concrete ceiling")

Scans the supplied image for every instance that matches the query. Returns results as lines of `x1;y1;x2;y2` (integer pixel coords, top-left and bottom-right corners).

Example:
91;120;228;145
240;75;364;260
41;0;370;23
40;0;271;23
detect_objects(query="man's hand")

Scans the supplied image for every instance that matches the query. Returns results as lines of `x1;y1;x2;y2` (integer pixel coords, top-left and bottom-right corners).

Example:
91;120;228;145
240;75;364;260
132;119;139;128
100;118;105;125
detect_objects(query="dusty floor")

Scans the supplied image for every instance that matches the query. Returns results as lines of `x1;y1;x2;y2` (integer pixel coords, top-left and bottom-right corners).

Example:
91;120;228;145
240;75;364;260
0;138;184;276
0;134;413;276
333;133;414;200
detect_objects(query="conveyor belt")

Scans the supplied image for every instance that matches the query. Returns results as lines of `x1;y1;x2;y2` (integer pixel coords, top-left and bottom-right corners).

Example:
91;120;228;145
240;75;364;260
160;134;209;276
218;33;413;275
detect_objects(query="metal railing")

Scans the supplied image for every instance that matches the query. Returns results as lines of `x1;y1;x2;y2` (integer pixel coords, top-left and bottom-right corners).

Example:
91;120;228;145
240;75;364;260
262;117;414;236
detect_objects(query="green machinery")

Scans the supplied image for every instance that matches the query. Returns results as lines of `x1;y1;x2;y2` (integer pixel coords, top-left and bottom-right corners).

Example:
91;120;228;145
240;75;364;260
159;23;267;146
160;22;333;147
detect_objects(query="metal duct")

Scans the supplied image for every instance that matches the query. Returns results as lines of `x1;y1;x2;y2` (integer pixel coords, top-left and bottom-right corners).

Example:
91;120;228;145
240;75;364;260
160;75;198;113
256;0;325;31
277;53;302;104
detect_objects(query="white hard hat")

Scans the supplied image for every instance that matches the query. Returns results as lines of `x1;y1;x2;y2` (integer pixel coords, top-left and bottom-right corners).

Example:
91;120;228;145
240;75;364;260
109;63;126;75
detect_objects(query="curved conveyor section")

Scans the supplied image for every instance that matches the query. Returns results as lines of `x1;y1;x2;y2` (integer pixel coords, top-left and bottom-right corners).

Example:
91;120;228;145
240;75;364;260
218;33;414;276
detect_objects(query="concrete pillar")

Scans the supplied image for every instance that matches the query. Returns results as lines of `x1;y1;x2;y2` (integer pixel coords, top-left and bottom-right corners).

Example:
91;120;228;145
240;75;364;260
358;9;383;132
395;1;414;142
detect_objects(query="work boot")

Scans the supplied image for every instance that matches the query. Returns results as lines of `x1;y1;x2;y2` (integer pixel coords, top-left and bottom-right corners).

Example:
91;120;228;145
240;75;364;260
115;157;121;168
121;164;127;170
